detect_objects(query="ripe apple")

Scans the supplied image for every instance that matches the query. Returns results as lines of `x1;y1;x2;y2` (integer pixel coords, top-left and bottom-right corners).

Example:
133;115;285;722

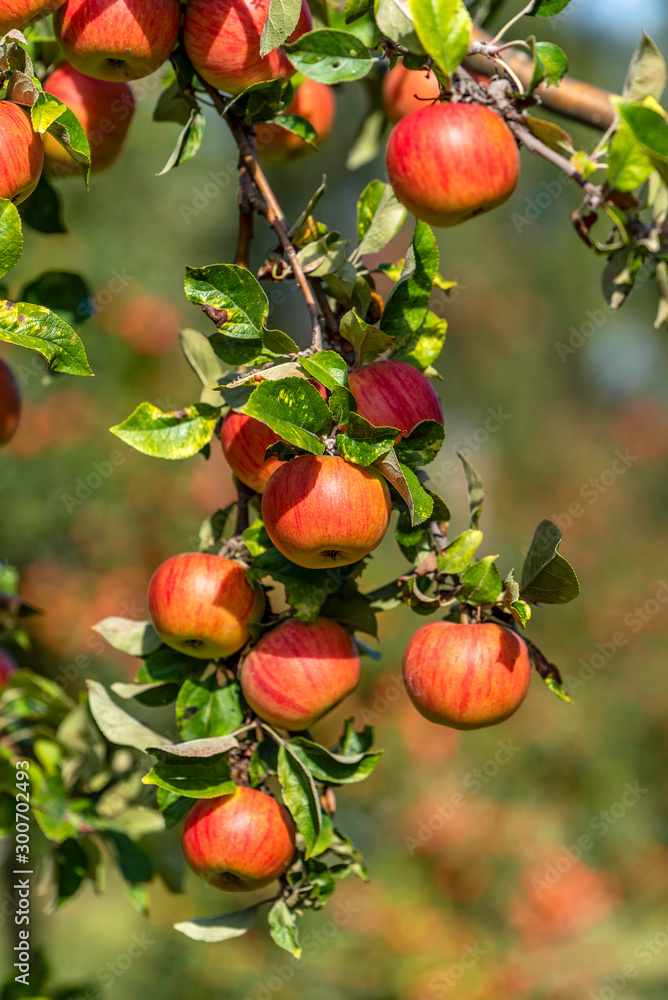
262;455;391;569
256;78;336;163
0;647;17;687
220;411;283;495
382;63;440;123
386;103;520;227
183;0;312;95
0;0;64;33
348;359;443;439
0;101;44;204
239;617;360;730
43;63;135;175
147;553;264;660
54;0;182;82
402;622;531;730
0;359;21;446
182;786;295;891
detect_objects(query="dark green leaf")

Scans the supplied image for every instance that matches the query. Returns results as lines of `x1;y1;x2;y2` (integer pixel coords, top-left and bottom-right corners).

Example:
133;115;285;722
176;675;245;741
340;309;395;365
381;221;438;342
277;743;322;857
375;449;433;524
185;264;268;339
530;40;568;92
300;349;349;389
355;180;407;257
520;519;580;604
459;555;504;606
528;0;572;14
289;737;381;784
337;411;397;466
157;109;205;174
19;271;93;325
345;0;373;22
395;419;444;467
272;112;317;145
143;759;235;798
457;450;484;528
18;171;67;234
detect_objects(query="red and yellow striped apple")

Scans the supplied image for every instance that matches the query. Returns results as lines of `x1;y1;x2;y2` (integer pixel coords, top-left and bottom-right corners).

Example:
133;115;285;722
257;78;336;163
0;101;43;204
262;455;392;569
43;63;135;175
239;617;360;730
402;622;531;729
183;0;312;95
386;103;520;227
0;0;64;33
0;360;21;445
147;553;263;660
348;359;443;439
382;63;440;123
54;0;182;82
182;786;295;891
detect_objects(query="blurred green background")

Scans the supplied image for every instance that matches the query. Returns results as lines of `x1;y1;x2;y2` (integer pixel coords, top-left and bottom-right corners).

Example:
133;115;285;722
2;2;668;998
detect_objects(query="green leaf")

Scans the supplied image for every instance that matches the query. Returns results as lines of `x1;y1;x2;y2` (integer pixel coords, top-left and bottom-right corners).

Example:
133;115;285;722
157;109;205;175
260;0;303;55
395;419;444;467
328;384;352;425
283;29;373;84
300;349;349;390
180;327;233;391
437;529;483;574
184;264;269;340
262;327;300;355
110;402;219;460
0;299;92;375
272;112;318;145
176;675;245;741
520;519;580;604
624;32;666;103
18;171;67;234
391;308;447;371
297;234;350;276
142;761;236;798
289;737;381;784
375;449;433;524
244;377;330;454
268;899;301;957
510;599;532;628
356;180;407;258
0;200;23;279
340;308;395;365
530;41;569;92
225;78;294;125
277;743;322;857
528;640;572;703
148;736;239;759
86;680;169;752
527;0;572;14
19;271;93;325
459;555;504;606
524;115;574;154
44;102;91;183
375;0;424;53
322;581;378;636
136;646;201;684
457;450;484;528
346;107;388;171
248;547;353;620
338;717;374;754
337;411;398;466
616;100;668;184
607;121;654;192
92;618;161;657
409;0;471;76
174;906;261;942
153;78;198;126
381;221;438;342
345;0;373;22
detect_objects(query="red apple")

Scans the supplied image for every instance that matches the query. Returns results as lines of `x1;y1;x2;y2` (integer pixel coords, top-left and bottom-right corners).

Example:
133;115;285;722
256;78;336;163
43;63;135;175
0;359;21;446
348;359;443;439
382;63;440;123
386;103;520;227
0;101;44;204
0;0;64;33
54;0;182;82
182;786;295;891
147;553;264;660
239;617;360;730
0;647;17;686
262;455;391;569
183;0;312;95
403;622;531;730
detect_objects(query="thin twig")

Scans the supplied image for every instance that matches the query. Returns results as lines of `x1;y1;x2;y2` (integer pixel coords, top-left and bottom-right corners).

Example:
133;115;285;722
490;0;534;44
508;117;604;207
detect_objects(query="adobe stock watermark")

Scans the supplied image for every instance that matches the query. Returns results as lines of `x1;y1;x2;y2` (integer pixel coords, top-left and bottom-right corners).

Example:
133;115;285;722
70;933;155;999
404;739;522;855
60;451;126;513
551;449;638;532
590;919;668;1000
511;177;565;233
531;781;648;896
563;579;668;697
414;941;488;998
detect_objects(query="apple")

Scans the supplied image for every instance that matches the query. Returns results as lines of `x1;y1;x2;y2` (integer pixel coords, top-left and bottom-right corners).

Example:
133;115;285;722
402;622;531;730
0;0;64;34
0;359;21;446
183;0;312;95
182;786;295;891
262;455;391;569
382;63;440;123
147;553;264;660
43;63;135;175
239;617;360;730
348;359;443;439
256;78;336;163
0;101;44;204
0;647;17;687
386;103;520;227
53;0;182;83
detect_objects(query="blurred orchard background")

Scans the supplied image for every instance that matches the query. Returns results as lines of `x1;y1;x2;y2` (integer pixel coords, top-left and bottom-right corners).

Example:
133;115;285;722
2;1;668;998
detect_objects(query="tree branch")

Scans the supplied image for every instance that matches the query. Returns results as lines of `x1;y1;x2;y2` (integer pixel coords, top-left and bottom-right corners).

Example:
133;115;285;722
199;79;324;352
465;26;616;130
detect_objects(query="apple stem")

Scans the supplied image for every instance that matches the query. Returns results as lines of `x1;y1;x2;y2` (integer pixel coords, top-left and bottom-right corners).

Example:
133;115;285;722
198;78;325;353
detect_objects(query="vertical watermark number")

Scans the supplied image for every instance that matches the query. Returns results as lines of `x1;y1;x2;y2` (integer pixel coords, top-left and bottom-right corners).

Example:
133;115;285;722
13;760;32;987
